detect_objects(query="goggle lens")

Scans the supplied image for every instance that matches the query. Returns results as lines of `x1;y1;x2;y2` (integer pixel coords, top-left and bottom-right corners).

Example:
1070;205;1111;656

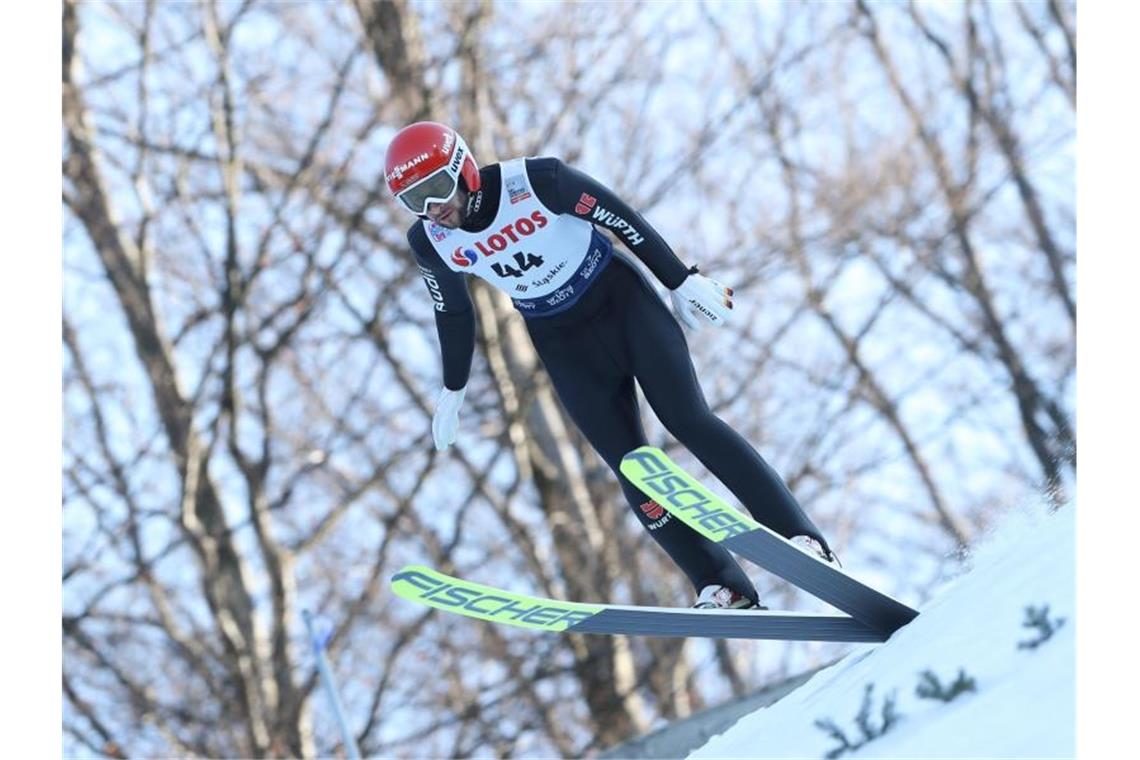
397;169;459;215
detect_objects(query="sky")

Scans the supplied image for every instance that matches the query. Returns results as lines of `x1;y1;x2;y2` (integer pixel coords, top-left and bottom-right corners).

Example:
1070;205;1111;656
6;1;1139;758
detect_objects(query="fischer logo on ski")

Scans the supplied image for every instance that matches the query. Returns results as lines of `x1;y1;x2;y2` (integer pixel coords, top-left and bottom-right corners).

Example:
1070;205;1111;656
390;565;884;642
391;447;917;640
392;566;598;632
620;445;919;637
622;448;753;540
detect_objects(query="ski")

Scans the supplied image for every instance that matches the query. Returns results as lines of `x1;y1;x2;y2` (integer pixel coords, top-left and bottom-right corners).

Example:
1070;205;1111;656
619;446;919;637
391;565;885;642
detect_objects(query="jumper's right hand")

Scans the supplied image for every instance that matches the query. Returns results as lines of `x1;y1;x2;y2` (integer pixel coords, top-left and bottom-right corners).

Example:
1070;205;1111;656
669;269;733;330
432;386;466;451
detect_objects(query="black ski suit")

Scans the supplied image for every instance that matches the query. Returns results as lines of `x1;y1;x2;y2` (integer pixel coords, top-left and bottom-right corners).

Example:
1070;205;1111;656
406;157;827;603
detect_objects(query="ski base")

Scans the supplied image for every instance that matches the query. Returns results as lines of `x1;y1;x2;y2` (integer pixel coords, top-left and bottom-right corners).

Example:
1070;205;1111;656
619;446;919;637
391;565;885;642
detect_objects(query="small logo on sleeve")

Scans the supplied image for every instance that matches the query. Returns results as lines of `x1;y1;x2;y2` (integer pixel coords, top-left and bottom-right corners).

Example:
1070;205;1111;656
575;193;597;215
418;265;446;312
506;175;532;204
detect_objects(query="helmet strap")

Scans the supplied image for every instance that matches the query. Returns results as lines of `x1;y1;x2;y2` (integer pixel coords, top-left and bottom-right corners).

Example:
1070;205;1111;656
465;182;483;217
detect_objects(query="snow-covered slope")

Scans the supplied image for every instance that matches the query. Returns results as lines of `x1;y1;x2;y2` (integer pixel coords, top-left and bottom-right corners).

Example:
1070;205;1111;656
690;503;1075;759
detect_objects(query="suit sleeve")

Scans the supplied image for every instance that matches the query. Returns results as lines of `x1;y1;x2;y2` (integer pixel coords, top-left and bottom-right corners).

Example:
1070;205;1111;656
526;157;692;289
407;224;476;391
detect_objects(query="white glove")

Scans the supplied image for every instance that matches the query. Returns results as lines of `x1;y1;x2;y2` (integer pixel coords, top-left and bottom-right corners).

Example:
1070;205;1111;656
432;386;466;451
669;270;733;330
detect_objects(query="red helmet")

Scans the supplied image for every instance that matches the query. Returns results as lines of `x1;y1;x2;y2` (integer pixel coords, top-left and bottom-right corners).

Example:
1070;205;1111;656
384;122;481;215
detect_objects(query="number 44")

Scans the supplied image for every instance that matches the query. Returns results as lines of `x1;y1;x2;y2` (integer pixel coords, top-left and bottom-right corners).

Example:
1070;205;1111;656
491;252;544;279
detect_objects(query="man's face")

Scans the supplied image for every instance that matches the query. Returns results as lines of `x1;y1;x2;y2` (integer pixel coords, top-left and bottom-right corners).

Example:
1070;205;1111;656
424;187;468;229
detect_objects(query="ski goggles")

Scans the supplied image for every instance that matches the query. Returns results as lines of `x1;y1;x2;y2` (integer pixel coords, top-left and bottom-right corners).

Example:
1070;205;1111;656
395;167;460;216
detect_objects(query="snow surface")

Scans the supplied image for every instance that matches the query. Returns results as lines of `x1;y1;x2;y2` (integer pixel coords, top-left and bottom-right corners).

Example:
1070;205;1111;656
689;502;1075;759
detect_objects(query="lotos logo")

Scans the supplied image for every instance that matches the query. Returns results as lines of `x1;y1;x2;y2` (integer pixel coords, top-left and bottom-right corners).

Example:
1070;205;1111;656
471;210;549;257
575;193;597;215
452;247;478;267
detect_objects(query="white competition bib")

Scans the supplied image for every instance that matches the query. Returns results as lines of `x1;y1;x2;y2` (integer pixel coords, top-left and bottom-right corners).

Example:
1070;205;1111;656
423;158;611;316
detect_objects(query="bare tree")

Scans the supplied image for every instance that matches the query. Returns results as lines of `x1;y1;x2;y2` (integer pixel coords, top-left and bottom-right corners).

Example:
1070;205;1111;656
63;1;1074;757
854;0;1074;499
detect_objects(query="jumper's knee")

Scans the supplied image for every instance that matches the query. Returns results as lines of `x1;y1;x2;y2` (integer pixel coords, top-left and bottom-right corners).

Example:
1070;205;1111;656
658;406;719;448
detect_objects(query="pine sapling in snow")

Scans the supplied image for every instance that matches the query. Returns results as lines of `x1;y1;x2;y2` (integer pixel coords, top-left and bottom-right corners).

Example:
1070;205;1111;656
814;683;901;759
813;717;858;760
915;668;977;703
1018;604;1066;650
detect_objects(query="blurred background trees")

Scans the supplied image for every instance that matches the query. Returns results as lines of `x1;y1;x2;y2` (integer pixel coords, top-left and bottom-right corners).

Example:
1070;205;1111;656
62;0;1074;756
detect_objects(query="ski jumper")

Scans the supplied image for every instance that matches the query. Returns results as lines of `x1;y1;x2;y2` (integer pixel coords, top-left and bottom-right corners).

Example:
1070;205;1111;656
407;157;826;602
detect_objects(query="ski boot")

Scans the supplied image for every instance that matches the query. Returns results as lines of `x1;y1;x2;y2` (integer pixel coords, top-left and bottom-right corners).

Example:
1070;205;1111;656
791;535;842;567
692;585;766;610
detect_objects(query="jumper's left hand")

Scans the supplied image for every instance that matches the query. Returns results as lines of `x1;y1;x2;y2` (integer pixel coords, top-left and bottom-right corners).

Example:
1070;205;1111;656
669;270;733;330
432;386;466;451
